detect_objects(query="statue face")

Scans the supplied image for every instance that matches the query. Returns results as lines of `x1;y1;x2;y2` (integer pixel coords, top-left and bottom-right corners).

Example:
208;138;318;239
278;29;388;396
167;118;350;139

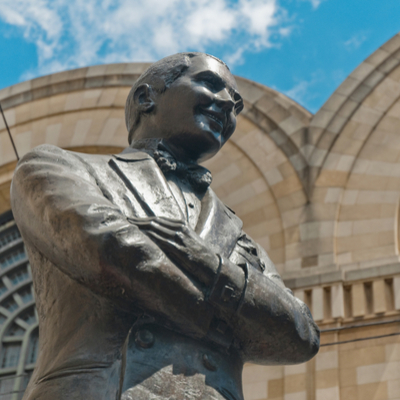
151;55;243;162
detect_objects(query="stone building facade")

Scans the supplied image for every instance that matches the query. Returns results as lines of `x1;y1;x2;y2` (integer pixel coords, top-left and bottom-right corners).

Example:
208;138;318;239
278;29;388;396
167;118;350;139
0;34;400;400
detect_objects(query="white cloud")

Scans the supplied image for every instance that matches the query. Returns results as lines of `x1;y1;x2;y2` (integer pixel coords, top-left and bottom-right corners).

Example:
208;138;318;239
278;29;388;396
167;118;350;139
184;0;237;45
224;46;247;66
279;27;292;37
285;80;310;104
239;0;278;45
344;32;368;52
283;70;324;110
299;0;325;10
309;0;322;8
0;0;290;78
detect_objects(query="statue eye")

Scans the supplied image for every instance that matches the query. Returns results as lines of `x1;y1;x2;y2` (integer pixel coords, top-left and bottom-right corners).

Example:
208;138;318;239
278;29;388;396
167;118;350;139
196;73;223;92
203;77;220;91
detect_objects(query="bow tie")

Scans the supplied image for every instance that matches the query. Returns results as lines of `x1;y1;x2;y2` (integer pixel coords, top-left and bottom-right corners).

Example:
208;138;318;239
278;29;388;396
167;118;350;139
153;147;212;192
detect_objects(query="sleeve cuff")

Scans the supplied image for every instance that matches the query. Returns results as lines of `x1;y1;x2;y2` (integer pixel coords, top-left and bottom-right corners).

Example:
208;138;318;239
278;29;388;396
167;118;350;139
207;255;246;316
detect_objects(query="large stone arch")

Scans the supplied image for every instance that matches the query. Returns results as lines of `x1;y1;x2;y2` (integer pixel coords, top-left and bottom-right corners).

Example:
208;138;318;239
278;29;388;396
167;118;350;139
236;77;312;189
310;33;400;269
333;76;400;267
260;33;400;275
310;33;400;183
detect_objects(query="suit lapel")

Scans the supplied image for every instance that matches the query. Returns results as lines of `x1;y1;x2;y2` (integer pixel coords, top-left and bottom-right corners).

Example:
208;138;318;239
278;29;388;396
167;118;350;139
110;149;242;258
195;188;243;258
109;150;184;220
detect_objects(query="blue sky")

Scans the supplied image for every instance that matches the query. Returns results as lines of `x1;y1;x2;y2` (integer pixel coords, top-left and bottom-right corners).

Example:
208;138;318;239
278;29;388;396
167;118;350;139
0;0;399;113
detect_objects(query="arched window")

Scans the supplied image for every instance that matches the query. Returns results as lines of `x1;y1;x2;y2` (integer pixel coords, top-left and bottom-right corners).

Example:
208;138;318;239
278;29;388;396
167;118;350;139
27;330;39;366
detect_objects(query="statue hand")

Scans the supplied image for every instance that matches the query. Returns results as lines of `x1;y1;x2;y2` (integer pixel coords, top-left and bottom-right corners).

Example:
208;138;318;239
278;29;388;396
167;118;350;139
128;216;219;286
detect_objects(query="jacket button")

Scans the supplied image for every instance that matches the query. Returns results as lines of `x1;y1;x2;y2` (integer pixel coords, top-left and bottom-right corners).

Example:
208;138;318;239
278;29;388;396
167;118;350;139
202;353;217;371
135;329;155;349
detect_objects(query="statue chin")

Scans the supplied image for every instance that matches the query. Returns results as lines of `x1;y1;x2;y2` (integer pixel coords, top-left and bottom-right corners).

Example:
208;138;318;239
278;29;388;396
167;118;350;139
165;132;223;164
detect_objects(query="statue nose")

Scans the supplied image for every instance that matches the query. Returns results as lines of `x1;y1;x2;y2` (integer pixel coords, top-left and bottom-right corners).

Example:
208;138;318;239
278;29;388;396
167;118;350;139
215;90;235;112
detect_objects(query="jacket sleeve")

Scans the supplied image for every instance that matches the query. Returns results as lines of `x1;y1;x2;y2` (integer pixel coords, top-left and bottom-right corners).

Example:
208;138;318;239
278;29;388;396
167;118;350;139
11;144;213;337
207;232;320;364
237;263;319;364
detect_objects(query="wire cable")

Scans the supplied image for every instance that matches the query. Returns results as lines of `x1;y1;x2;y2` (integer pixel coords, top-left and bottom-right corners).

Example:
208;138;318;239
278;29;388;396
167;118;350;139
321;331;400;347
0;103;19;161
320;318;400;333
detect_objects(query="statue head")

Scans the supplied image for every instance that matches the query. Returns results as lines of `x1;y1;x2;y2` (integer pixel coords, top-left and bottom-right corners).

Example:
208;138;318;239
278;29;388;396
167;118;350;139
125;52;243;163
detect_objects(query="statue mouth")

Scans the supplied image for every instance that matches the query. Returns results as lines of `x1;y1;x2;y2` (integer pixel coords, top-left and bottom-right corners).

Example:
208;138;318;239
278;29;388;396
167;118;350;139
200;109;225;131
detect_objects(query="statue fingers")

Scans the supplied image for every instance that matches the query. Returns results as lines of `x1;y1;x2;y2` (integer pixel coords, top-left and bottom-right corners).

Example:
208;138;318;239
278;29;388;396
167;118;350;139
128;216;184;229
142;224;176;238
127;216;156;223
143;230;176;248
153;217;186;230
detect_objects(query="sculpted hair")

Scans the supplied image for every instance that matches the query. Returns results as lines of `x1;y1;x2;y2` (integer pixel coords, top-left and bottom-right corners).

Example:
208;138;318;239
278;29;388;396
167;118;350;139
125;52;229;144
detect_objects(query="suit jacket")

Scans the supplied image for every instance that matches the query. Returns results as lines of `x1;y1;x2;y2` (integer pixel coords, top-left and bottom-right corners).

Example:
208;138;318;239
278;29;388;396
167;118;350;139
11;144;319;400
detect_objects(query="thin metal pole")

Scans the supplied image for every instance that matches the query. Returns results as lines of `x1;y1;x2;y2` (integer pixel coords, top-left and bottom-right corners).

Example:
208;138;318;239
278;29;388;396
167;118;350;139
0;102;19;161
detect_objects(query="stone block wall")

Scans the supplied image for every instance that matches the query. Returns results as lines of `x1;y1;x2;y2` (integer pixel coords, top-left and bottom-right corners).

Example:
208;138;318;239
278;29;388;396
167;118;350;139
243;270;400;400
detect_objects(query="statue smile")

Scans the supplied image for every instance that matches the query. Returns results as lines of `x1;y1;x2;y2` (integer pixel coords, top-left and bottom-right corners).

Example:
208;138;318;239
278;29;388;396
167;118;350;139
199;108;226;131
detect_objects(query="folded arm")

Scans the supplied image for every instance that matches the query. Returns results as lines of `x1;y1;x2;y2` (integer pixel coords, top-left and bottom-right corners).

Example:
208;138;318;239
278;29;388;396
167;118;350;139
10;145;213;336
134;214;319;364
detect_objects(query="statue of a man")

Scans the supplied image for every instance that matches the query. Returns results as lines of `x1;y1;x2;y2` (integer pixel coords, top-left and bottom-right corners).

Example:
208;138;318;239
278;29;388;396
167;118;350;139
11;53;319;400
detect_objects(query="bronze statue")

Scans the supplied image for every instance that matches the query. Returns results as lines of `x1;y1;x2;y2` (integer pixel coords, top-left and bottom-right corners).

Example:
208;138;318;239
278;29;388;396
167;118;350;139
11;53;319;400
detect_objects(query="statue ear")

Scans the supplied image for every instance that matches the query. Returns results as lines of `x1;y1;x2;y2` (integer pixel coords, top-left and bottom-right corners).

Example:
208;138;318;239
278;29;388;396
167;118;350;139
134;83;155;114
